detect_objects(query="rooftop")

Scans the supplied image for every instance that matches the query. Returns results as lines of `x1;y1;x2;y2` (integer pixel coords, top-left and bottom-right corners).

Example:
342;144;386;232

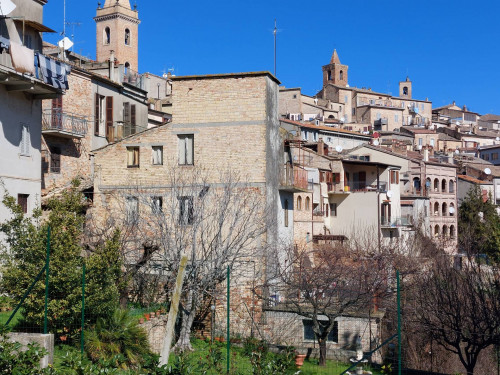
458;175;492;185
280;119;370;138
171;71;281;85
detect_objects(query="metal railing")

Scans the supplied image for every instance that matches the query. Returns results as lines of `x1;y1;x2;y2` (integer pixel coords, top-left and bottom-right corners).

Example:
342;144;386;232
122;68;146;90
104;121;148;143
281;164;309;190
344;181;388;193
381;216;413;227
42;109;88;137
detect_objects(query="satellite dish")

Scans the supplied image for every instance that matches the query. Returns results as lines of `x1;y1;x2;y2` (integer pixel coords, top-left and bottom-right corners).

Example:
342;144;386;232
484;168;492;175
449;207;455;214
414;107;419;114
456;121;460;126
373;140;380;146
455;149;460;154
0;0;16;16
386;190;393;198
418;144;422;150
340;117;345;124
335;145;343;153
58;37;74;50
496;137;500;141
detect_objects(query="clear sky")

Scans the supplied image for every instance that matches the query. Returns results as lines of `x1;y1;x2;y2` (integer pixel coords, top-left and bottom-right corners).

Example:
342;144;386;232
42;0;500;115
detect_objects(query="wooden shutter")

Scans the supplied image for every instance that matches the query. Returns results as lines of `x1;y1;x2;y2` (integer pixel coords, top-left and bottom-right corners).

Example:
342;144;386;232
131;104;136;134
123;102;130;124
17;194;28;214
95;94;100;135
178;136;186;165
359;171;366;189
106;97;114;142
186;135;193;165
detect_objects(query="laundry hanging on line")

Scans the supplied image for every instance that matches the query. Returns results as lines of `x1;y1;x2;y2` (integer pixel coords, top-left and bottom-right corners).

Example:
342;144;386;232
37;53;71;90
9;41;35;75
0;36;10;53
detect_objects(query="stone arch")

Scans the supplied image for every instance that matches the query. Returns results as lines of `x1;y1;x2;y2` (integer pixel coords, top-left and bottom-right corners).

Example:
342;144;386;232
297;196;302;211
441;179;447;193
104;26;111;45
434;202;440;216
442;202;448;217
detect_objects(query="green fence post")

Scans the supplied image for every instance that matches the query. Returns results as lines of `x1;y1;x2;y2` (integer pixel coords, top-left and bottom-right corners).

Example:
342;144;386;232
81;261;86;358
397;270;402;375
44;226;51;334
227;265;230;374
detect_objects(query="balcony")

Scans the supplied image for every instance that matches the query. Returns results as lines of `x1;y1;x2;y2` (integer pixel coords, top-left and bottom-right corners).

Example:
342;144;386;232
401;187;429;197
381;216;413;228
280;164;309;192
42;109;88;138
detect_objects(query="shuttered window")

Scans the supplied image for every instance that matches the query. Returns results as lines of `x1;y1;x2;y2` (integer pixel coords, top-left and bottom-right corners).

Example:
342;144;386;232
20;124;30;156
131;104;136;134
49;146;61;173
95;94;104;135
127;147;139;167
178;134;194;165
17;194;29;214
106;96;114;142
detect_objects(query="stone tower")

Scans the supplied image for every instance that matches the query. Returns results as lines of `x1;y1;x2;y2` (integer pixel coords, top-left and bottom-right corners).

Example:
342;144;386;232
94;0;140;71
322;50;348;87
399;77;412;99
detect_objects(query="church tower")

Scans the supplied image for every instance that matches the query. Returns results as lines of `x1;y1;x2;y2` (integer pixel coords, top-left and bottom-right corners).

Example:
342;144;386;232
95;0;140;71
399;77;412;99
322;50;348;87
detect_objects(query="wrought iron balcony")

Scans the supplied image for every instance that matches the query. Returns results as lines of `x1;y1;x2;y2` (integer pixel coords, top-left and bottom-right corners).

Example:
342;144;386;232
280;164;309;192
42;109;88;138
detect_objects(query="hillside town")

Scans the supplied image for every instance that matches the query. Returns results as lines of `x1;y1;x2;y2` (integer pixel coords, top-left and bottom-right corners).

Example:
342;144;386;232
1;1;500;375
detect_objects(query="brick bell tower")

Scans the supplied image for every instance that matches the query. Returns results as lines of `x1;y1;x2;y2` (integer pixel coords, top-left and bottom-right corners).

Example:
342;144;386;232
95;0;140;71
322;49;348;87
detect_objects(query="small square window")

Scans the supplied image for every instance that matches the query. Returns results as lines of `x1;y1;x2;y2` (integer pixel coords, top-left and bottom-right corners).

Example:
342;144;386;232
127;147;140;167
152;146;163;165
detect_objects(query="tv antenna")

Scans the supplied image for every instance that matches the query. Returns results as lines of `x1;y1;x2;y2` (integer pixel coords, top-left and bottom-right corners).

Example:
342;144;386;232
272;19;282;77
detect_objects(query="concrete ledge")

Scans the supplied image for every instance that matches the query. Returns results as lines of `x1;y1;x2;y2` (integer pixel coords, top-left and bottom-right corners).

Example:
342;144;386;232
8;333;54;368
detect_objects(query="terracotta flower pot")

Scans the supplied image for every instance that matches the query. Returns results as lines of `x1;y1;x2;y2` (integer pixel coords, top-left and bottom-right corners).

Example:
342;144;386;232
139;318;145;324
144;313;150;321
295;354;306;368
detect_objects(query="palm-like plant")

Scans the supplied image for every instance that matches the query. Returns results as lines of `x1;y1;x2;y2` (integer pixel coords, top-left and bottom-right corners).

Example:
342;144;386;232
85;309;151;369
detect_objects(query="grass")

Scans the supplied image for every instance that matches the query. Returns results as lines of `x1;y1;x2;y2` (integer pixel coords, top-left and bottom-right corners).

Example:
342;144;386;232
0;308;21;327
300;358;383;374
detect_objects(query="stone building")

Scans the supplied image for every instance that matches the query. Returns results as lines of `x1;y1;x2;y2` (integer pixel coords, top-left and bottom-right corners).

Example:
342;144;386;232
317;51;433;131
0;0;62;222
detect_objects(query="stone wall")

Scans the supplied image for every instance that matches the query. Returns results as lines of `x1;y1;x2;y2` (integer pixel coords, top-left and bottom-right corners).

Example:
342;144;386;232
8;333;54;368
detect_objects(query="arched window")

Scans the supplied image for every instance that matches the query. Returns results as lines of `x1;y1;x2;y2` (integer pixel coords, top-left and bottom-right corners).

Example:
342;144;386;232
403;86;408;96
425;177;431;193
125;28;130;45
104;27;110;45
284;200;289;228
441;179;447;193
297;196;302;211
328;71;332;81
339;70;344;81
442;202;447;217
443;225;448;237
449;203;455;216
434;225;440;237
450;225;455;238
305;197;310;210
449;179;455;193
434;178;439;192
434;202;439;216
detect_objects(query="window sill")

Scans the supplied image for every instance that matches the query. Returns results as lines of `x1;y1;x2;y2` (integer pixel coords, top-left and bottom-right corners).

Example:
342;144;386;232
178;164;194;167
127;165;140;169
152;163;163;167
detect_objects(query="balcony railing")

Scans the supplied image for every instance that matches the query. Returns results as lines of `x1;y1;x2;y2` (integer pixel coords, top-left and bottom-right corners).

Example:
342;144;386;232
357;98;401;109
280;164;309;191
42;109;88;138
103;121;148;143
381;216;413;228
344;181;388;193
122;68;146;90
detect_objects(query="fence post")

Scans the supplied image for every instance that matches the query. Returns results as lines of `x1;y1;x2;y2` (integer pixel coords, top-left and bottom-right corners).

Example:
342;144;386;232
44;226;51;334
81;261;86;358
397;270;402;375
227;265;230;374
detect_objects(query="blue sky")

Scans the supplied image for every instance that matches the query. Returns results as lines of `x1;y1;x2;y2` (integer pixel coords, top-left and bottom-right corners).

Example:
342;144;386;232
43;0;500;115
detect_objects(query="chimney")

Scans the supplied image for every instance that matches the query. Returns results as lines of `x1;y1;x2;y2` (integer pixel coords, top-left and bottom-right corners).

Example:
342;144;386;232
447;151;454;164
472;126;477;135
109;50;115;82
463;105;467;111
317;139;325;155
424;147;429;162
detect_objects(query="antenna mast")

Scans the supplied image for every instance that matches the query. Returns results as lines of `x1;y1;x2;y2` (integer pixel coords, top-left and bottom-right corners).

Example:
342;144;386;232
63;0;66;36
273;19;277;77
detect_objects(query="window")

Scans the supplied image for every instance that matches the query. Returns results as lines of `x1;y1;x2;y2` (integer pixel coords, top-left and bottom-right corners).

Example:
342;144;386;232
17;194;29;214
450;225;456;238
421;103;424;111
305;197;310;210
485;154;490;161
441;179;447;193
94;94;105;136
449;180;454;193
403;87;408;96
105;97;114;142
49;146;61;173
442;202;447;217
123;102;137;135
434;202;439;215
327;71;332;81
125;196;139;224
430;138;435;147
178;196;194;225
293;94;297;99
344;95;348;104
493;153;499;160
450;203;455;216
395;114;399;123
151;196;163;214
297;196;302;210
125;28;130;45
303;320;338;342
20;123;30;156
152;146;163;165
330;203;337;217
284;199;289;227
418;138;423;146
390;170;400;185
178;134;194;165
339;70;343;81
104;27;110;45
127;147;139;167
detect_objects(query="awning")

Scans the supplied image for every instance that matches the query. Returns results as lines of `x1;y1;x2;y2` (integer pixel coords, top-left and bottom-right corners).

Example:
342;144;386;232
15;19;56;33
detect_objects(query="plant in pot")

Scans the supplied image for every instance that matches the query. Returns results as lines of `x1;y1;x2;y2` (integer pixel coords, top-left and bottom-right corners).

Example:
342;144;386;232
295;351;306;368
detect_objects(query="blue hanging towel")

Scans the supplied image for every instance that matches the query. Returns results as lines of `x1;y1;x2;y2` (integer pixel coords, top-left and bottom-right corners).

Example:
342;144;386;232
37;53;71;90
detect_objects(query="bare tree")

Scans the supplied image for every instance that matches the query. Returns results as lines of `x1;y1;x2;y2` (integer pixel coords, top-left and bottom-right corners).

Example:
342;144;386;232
90;165;270;351
263;242;388;366
415;257;500;375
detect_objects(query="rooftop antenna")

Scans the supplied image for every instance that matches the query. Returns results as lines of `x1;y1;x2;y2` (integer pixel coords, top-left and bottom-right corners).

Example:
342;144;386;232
273;19;277;77
65;21;82;52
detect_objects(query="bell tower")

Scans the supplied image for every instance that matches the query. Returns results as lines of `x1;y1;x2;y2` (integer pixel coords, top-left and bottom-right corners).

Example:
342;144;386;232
322;49;348;87
95;0;140;71
399;77;412;99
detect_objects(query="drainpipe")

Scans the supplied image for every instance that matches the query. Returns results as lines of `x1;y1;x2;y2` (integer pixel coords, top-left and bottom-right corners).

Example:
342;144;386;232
109;50;115;82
